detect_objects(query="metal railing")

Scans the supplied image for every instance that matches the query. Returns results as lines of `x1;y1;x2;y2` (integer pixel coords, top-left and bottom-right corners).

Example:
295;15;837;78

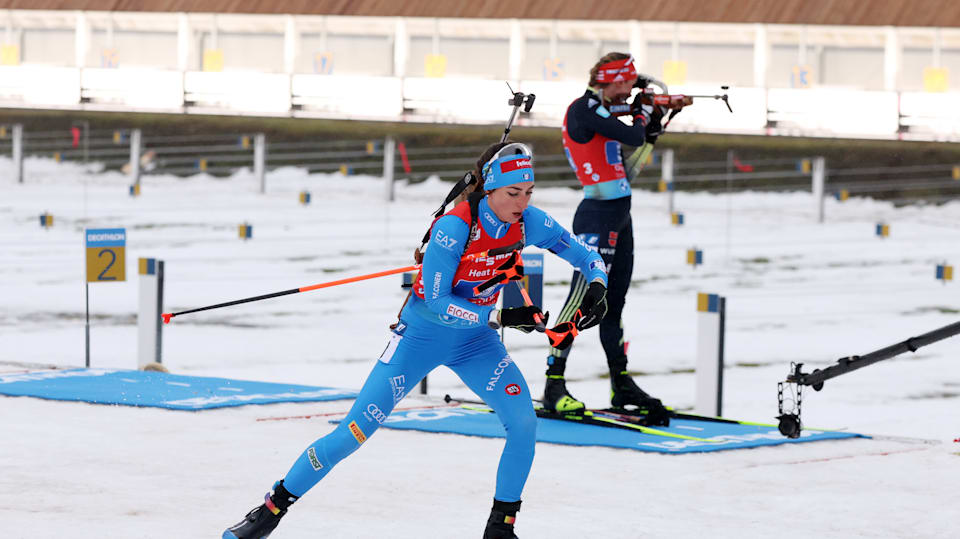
3;124;958;212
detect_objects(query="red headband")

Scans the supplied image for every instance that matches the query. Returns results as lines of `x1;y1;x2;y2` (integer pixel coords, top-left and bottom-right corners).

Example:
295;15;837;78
594;56;637;83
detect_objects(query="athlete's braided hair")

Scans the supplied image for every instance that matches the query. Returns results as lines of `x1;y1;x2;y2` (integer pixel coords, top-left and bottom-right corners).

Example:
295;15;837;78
589;51;631;87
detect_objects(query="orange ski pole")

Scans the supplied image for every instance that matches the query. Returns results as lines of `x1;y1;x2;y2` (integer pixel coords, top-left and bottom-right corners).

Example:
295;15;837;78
161;244;521;324
512;252;546;332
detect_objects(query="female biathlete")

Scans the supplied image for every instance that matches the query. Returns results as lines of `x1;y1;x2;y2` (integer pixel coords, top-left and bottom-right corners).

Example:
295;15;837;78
224;142;608;539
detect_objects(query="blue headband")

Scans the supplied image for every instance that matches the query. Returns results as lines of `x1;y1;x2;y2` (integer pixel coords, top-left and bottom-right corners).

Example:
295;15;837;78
482;147;535;190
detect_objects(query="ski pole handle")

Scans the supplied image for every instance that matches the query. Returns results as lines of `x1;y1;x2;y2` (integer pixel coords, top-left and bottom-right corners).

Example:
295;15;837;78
510;251;545;332
515;283;546;332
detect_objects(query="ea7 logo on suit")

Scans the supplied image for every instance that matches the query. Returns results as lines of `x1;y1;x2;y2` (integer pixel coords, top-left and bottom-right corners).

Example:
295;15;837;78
434;230;458;250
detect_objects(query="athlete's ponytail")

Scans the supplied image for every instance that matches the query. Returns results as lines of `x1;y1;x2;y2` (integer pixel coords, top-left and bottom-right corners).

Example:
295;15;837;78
453;141;513;205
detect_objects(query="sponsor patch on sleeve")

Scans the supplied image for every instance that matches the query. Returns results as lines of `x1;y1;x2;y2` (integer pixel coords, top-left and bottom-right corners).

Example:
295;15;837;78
445;304;480;323
307;447;324;471
348;421;367;444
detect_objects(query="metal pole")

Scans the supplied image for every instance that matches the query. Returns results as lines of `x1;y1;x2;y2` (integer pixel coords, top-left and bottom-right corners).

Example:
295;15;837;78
663;148;675;214
13;124;23;184
812;156;825;223
255;133;266;193
717;297;726;416
82;120;89;164
796;320;960;388
383;136;396;202
85;282;90;368
725;150;733;263
156;260;164;364
130;128;142;185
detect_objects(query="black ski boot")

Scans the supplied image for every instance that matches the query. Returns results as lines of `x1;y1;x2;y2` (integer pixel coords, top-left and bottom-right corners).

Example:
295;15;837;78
223;480;298;539
483;499;521;539
542;375;585;414
610;372;672;426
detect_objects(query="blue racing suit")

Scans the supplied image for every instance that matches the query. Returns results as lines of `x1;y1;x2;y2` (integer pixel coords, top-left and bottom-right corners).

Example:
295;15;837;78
282;196;607;502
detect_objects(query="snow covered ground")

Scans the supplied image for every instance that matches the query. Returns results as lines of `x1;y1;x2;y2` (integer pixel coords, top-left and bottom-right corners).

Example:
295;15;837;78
2;156;959;538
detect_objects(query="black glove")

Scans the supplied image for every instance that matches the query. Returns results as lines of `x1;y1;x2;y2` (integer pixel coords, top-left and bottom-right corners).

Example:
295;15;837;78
576;281;608;331
645;106;666;144
630;100;654;128
498;306;548;333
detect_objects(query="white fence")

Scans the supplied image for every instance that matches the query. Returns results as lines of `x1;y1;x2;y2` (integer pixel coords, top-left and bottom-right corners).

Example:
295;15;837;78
2;66;960;141
1;11;960;141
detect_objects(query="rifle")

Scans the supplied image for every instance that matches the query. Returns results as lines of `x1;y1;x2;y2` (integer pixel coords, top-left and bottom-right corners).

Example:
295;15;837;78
609;72;733;127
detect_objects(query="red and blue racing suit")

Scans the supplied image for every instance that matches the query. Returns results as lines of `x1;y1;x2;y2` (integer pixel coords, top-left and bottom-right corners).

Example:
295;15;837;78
281;195;607;503
550;87;652;374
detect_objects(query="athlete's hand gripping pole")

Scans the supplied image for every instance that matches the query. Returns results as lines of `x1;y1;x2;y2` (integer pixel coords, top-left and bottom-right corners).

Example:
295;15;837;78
474;250;547;332
161;243;523;324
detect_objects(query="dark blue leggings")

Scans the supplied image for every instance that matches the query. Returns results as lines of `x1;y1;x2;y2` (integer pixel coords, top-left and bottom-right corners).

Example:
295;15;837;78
548;196;634;373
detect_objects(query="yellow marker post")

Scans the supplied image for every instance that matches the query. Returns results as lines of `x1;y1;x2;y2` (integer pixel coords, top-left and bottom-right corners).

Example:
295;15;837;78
952;166;959;180
238;223;252;240
299;191;311;205
799;159;811;174
835;189;849;202
875;223;890;238
84;228;127;367
39;213;53;228
671;212;684;226
53;152;61;163
687;248;703;268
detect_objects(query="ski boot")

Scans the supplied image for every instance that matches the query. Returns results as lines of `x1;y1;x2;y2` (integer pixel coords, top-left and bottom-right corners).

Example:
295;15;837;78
483;499;521;539
542;375;585;414
223;480;298;539
610;372;672;426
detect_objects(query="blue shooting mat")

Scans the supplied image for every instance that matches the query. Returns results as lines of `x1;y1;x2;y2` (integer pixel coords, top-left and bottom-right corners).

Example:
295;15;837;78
362;406;862;454
0;369;357;411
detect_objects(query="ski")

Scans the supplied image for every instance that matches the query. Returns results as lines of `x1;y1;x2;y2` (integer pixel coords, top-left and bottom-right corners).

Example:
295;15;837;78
597;407;743;426
532;407;717;442
444;396;717;442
